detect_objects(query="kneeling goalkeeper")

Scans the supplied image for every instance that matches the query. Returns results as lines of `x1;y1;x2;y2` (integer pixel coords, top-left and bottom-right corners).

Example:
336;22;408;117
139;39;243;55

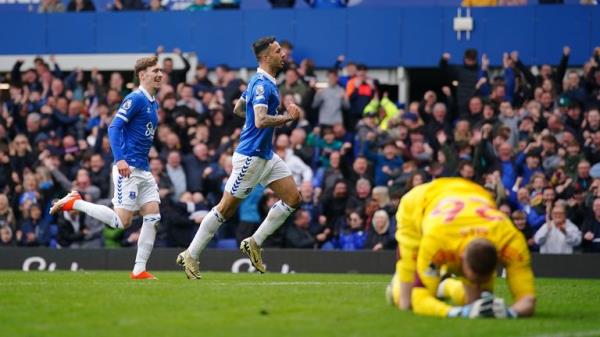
387;178;536;318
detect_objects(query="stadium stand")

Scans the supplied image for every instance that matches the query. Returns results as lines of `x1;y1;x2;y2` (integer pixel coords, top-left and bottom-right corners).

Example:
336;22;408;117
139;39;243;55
0;2;599;254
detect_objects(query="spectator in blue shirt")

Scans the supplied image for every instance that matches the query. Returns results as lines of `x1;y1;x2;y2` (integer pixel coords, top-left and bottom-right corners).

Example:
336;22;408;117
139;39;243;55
363;141;403;187
509;187;546;231
19;204;51;246
338;211;366;251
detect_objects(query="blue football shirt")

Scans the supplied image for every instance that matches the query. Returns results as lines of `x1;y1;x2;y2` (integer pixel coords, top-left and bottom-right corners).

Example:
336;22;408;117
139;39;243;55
236;68;281;160
109;86;159;171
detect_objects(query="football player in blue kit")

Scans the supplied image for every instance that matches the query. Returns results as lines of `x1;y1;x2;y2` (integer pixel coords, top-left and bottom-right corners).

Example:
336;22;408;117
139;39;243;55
50;56;163;280
177;36;302;279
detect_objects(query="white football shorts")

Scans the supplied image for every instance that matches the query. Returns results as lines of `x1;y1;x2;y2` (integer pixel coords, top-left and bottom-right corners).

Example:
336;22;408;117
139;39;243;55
111;166;160;211
224;152;292;199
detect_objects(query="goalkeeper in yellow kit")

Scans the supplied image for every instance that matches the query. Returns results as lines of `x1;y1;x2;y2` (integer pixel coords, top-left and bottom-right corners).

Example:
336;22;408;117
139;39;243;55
387;178;536;318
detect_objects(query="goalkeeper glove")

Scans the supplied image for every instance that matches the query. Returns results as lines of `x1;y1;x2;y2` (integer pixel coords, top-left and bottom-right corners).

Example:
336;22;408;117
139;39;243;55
448;296;518;319
490;297;518;319
447;296;495;319
447;305;475;318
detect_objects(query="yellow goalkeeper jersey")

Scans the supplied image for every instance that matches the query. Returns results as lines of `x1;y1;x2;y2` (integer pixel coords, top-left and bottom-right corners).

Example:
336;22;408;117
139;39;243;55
395;178;535;316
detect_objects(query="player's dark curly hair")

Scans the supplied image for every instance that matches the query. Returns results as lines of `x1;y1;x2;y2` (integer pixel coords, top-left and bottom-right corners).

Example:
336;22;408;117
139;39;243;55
253;36;276;61
465;238;498;276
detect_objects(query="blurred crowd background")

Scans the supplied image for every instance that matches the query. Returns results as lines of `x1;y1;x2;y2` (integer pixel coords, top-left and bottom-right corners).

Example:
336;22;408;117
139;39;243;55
1;32;600;254
32;0;598;13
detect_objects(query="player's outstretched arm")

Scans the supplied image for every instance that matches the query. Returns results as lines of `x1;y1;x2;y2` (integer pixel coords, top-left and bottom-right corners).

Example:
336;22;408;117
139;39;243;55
233;98;246;118
254;105;297;128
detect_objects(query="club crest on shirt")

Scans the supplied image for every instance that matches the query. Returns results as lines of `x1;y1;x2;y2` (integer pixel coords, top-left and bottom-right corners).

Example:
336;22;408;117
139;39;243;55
255;85;264;96
122;99;132;110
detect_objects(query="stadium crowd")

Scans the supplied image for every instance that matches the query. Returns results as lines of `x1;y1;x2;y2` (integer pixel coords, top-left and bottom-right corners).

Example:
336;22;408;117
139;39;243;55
34;0;598;13
35;0;352;12
1;42;600;254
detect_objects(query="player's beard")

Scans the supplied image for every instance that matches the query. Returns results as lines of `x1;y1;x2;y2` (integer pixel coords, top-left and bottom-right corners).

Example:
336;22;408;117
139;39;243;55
271;59;284;75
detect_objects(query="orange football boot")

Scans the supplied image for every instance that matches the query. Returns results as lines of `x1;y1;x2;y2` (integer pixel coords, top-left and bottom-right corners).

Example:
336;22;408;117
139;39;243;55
130;271;158;280
49;191;82;215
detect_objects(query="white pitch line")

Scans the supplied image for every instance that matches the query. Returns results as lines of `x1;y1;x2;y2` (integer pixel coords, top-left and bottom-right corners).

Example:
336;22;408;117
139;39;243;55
523;330;600;337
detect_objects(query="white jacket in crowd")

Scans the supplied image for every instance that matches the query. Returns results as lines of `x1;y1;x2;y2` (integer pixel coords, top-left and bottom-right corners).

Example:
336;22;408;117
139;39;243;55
283;149;313;185
534;219;582;254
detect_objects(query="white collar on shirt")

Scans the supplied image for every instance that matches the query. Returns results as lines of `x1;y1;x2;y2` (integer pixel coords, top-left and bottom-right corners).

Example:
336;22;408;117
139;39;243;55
257;68;277;85
138;85;155;102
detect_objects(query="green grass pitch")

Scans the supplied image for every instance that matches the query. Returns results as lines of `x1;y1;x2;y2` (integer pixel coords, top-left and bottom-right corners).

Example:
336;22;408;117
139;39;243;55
1;271;599;337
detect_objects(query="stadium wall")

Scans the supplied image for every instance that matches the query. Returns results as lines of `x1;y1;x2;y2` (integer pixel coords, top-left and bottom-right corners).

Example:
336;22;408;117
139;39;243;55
0;6;598;68
1;248;599;278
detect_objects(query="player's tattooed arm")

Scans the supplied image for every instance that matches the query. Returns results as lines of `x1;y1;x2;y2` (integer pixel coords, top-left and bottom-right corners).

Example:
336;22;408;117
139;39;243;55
233;98;246;119
254;104;299;128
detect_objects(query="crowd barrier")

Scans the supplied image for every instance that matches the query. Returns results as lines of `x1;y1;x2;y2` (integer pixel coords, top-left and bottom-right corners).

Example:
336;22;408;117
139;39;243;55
1;248;599;278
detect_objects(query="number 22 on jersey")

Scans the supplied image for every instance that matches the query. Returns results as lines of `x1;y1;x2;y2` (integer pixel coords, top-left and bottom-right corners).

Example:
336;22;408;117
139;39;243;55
430;197;504;224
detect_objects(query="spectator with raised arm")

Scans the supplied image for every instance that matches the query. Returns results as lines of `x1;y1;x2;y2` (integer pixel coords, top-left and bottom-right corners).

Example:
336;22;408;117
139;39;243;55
346;64;376;130
439;49;479;116
156;46;191;88
563;70;587;105
514;46;570;93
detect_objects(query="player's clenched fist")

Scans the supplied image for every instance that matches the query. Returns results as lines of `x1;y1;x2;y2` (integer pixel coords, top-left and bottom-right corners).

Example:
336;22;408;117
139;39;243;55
117;160;132;178
287;103;301;121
